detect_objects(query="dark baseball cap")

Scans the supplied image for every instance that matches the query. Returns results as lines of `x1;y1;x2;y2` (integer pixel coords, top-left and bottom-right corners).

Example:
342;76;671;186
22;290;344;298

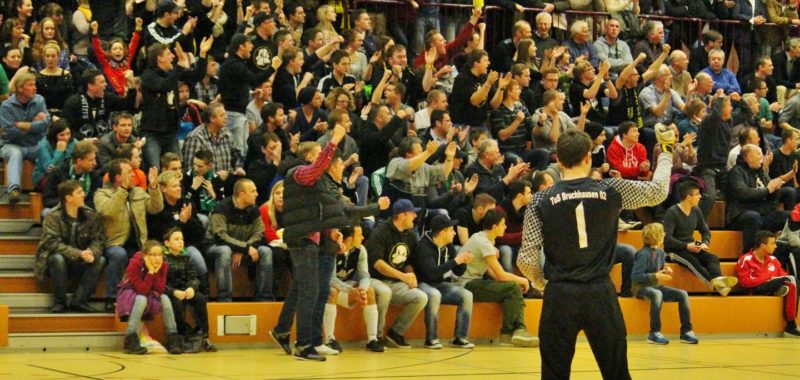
228;33;255;53
429;214;459;234
253;11;277;26
392;199;421;216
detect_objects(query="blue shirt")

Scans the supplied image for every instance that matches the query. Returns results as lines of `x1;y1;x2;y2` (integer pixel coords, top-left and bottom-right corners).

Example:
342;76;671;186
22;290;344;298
701;67;741;95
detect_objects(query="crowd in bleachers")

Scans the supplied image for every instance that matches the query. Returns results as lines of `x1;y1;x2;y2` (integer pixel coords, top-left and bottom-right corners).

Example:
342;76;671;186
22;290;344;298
2;0;800;358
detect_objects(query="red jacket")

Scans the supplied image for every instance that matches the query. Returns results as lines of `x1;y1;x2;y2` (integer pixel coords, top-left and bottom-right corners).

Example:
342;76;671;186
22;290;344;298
93;31;140;96
736;251;787;289
259;204;281;243
412;22;475;70
607;136;649;180
125;251;168;296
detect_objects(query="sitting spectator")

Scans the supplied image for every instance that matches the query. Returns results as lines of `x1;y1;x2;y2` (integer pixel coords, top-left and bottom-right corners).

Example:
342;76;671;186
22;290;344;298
161;153;183;177
162;227;216;352
493;20;532;73
701;49;741;95
677;99;706;143
113;144;147;190
61;69;136;141
631;223;699;345
453;193;497;246
742;56;778;103
569;61;617;125
607;122;650;180
727;127;762;171
258;181;293;298
116;240;182;355
207;178;275;302
663;180;738;296
449;49;496;130
273;47;314;109
176;81;204;141
318;109;368;207
149;171;209;290
42;140;99;212
464;139;529;201
367;199;429;348
777;204;800;278
632;21;665;72
385;136;456;208
727;144;790;251
532;90;589;153
95;159;163;311
565;20;598;68
414;214;475;349
98;112;142;168
293;87;329;142
317;49;357;98
248;132;283;205
531;12;558;62
736;230;800;337
689;30;723;76
414;90;448;133
323;225;386;353
669;50;692;98
458;209;538;347
689;72;715;106
35;42;73;117
34;119;76;187
248;102;292;167
36;180;106;313
359;106;408;177
769;130;800;210
496;180;532;273
511;64;537;114
639;64;686;155
246;79;272;133
0;71;51;203
182;102;245;181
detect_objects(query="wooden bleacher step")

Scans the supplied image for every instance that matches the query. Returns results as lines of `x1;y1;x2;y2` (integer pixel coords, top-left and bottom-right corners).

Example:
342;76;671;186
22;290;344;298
7;332;124;350
0;228;41;255
9;313;116;334
0;192;42;222
0;293;104;313
0;255;34;271
2;161;35;192
617;230;743;260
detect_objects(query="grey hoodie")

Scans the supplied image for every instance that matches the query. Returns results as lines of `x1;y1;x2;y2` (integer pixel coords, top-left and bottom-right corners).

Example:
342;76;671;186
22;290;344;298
593;36;633;73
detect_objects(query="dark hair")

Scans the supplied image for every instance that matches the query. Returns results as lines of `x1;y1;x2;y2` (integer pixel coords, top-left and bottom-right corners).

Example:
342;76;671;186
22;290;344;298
755;230;776;248
274;29;292;45
556;130;593;168
147;43;170;68
510;63;530;78
482;209;506;230
330;49;349;65
352;9;368;26
81;69;103;91
301;27;321;46
738;127;756;146
163;226;183;241
114;143;134;160
508;180;532;200
113;111;134;127
142;240;162;256
398;136;421;157
431;109;448;127
531;171;552;192
106;158;130;184
72;140;97;161
342;28;360;46
284;2;303;19
58;179;82;206
473;193;497;209
702;30;723;45
783;128;798;142
46;118;70;147
261;102;284;124
618;121;638;137
258;131;280;148
327;108;349;127
194;149;214;164
469;127;487;143
465;49;488;71
675;180;700;201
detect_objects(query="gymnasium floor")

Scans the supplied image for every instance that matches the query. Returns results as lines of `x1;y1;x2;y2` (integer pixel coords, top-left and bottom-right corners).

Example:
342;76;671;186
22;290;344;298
2;337;800;379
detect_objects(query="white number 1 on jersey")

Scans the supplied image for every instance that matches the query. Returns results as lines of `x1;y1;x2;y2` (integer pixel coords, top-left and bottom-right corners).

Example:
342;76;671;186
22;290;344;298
575;202;588;249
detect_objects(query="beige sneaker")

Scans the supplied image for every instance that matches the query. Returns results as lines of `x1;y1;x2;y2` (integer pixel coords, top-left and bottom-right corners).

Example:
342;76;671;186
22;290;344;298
511;329;539;348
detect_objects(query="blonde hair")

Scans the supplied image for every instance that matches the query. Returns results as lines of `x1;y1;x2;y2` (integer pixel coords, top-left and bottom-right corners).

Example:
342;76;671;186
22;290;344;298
264;180;284;230
158;170;181;187
642;223;665;247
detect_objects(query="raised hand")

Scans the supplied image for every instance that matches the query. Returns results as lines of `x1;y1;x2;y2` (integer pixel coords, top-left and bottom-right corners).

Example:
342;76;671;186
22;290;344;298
425;47;437;65
90;21;99;34
199;35;214;57
179;203;192;223
425;140;441;155
148;167;159;187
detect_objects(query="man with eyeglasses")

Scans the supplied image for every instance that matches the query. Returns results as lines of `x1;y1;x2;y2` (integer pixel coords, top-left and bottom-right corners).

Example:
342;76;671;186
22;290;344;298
531;67;560;111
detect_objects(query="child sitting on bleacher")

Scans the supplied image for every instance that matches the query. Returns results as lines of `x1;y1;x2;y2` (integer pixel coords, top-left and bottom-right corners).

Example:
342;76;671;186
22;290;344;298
163;227;216;352
736;230;800;338
116;240;183;355
632;223;699;345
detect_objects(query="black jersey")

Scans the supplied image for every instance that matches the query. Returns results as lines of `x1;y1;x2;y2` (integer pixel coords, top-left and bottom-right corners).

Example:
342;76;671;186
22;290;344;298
518;152;674;289
336;248;361;282
536;178;622;283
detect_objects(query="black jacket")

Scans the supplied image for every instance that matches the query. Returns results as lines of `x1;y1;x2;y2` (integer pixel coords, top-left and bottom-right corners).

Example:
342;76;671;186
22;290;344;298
413;233;466;284
772;51;800;89
61;90;137;140
358;117;406;177
726;159;779;223
42;163;101;209
148;196;207;249
218;55;274;114
140;59;206;134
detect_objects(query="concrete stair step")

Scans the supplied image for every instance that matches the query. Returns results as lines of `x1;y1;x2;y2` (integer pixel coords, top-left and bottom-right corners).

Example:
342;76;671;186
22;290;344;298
7;332;123;350
0;293;104;313
0;255;35;271
0;228;42;255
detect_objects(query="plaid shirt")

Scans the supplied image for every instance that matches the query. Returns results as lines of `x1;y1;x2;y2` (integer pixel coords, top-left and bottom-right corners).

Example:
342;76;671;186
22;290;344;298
182;124;243;172
639;84;685;128
490;101;533;155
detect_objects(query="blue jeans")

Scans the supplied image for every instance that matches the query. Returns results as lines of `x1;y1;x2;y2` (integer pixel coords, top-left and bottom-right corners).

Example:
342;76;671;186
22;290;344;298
209;244;274;302
0;144;37;191
226;111;248;158
47;252;106;305
312;251;336;346
142;132;179;170
614;243;636;297
637;286;693;334
731;209;789;251
104;245;131;298
126;294;178;335
499;245;518;273
412;14;439;56
274;240;323;348
185;245;208;276
419;282;473;341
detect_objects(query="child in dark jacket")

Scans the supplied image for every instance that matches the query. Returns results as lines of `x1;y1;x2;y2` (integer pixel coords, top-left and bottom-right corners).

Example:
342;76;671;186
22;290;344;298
163;228;216;352
631;223;699;345
116;240;182;355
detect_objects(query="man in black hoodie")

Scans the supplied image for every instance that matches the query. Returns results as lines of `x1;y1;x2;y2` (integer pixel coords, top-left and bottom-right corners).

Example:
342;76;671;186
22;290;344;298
727;144;792;251
219;32;281;157
414;214;475;349
140;37;210;170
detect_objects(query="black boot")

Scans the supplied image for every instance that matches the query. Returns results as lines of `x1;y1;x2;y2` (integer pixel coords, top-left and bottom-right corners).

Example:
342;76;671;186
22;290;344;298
166;333;184;354
124;333;147;354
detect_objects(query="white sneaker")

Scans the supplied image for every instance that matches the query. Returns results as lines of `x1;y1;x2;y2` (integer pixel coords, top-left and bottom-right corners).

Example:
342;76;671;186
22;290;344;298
711;277;726;290
722;276;738;288
511;329;539;347
314;344;340;355
717;287;731;297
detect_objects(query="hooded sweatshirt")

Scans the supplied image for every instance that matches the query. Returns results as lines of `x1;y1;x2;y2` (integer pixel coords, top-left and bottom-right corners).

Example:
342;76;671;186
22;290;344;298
607;135;649;179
